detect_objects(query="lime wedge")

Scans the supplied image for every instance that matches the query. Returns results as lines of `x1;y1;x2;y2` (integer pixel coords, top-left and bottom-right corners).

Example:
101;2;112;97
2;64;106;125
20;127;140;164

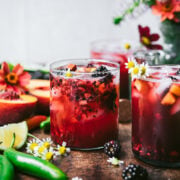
0;121;28;150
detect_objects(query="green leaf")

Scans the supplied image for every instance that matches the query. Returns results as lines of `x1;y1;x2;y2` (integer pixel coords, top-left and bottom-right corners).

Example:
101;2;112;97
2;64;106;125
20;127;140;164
113;16;124;25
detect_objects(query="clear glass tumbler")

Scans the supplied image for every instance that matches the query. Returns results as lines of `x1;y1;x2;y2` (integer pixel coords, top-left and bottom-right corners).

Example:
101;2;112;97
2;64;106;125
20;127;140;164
132;65;180;167
50;59;120;150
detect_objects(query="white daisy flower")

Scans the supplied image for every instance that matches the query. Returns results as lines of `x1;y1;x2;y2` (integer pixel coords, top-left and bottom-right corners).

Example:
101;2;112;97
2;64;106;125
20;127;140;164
65;68;73;77
34;144;48;157
131;65;141;79
139;63;149;78
26;139;40;154
107;157;124;166
40;137;53;149
41;147;55;161
56;141;71;156
125;57;137;72
72;177;83;180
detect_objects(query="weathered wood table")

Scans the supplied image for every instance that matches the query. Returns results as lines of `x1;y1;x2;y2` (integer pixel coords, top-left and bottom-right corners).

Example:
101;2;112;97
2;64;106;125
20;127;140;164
16;123;180;180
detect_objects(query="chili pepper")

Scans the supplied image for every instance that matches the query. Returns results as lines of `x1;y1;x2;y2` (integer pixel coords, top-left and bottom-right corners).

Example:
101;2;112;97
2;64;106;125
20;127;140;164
0;155;14;180
40;116;50;133
4;148;67;180
26;115;47;131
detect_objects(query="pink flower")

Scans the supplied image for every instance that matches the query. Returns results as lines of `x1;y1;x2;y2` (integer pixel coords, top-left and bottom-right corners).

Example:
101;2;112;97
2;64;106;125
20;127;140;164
0;62;31;94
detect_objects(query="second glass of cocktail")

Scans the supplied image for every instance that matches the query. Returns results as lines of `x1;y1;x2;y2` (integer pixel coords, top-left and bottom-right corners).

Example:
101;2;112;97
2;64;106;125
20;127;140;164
131;64;180;167
50;59;120;150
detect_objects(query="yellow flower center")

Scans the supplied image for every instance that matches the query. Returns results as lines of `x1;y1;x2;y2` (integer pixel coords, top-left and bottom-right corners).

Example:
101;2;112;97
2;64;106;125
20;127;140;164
59;146;66;155
29;143;38;151
5;72;18;85
141;36;151;46
141;66;146;75
132;67;139;75
45;152;53;161
43;142;50;149
127;61;135;69
38;146;46;154
124;43;131;50
65;69;73;77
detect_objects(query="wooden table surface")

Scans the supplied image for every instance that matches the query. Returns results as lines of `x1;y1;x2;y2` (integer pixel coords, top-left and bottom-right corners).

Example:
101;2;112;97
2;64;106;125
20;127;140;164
15;123;180;180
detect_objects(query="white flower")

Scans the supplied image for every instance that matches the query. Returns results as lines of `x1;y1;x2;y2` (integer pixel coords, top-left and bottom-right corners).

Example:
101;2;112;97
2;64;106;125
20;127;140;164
34;144;48;157
72;177;83;180
131;65;141;79
41;147;55;161
125;57;137;72
56;141;71;156
139;63;149;78
40;137;53;149
26;139;40;154
65;68;73;77
107;157;124;166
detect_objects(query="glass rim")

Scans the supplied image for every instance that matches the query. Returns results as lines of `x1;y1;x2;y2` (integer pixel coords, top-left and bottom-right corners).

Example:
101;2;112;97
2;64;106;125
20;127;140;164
50;58;120;75
136;65;180;84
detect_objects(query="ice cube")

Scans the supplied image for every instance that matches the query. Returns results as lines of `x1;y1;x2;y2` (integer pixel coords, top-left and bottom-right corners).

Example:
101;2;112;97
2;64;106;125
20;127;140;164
171;97;180;115
156;78;172;95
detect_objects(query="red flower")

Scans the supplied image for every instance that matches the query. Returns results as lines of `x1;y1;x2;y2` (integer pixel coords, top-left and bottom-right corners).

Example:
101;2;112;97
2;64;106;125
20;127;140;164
138;25;163;50
0;62;31;94
152;0;180;22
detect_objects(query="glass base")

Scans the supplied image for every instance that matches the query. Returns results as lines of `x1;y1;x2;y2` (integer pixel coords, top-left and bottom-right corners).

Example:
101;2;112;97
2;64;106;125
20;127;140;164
133;152;180;168
71;146;104;151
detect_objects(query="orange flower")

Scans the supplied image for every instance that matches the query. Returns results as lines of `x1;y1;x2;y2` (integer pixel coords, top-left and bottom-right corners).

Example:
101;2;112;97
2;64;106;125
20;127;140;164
152;0;180;22
0;62;31;94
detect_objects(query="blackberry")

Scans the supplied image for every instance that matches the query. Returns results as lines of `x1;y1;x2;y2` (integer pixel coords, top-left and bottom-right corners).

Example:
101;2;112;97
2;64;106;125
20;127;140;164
104;140;121;158
92;65;110;77
122;164;148;180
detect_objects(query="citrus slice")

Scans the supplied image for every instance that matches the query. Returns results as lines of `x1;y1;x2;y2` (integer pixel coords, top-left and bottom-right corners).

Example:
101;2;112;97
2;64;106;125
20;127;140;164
0;121;28;150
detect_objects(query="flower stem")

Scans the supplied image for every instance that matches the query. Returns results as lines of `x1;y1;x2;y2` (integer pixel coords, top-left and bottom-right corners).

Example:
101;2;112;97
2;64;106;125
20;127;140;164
28;133;41;142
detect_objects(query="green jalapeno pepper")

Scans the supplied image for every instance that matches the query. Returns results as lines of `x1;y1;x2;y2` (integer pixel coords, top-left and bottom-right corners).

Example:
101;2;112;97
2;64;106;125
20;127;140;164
40;116;50;133
0;155;14;180
4;148;67;180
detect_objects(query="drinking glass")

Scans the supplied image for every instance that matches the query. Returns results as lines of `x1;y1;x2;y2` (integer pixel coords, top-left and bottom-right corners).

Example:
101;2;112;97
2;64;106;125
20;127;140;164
50;59;120;150
131;65;180;167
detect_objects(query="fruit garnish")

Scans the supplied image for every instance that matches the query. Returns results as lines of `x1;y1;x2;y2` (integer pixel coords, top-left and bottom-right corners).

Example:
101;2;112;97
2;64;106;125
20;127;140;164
104;140;121;158
122;164;148;180
0;121;28;150
92;65;110;77
161;92;176;105
67;64;77;71
169;84;180;97
134;79;149;94
171;97;180;115
0;90;20;100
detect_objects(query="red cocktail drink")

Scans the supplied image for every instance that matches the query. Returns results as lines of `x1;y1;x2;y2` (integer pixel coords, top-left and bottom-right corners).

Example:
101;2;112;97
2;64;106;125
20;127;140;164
132;66;180;167
50;59;120;150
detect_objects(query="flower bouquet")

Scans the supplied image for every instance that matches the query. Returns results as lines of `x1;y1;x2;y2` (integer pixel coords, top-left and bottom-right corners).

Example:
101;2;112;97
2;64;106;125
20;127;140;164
114;0;180;64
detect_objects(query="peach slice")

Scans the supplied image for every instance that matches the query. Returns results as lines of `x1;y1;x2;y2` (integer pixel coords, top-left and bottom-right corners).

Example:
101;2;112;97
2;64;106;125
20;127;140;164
161;92;176;105
27;79;50;115
169;84;180;97
133;79;150;95
0;95;37;126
